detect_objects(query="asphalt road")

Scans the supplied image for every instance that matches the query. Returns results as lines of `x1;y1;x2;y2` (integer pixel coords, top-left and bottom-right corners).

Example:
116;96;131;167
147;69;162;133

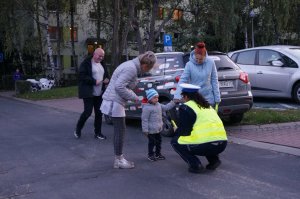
1;97;300;199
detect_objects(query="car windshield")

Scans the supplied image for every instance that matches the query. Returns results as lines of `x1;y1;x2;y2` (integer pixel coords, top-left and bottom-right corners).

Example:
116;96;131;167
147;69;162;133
286;48;300;58
209;55;239;70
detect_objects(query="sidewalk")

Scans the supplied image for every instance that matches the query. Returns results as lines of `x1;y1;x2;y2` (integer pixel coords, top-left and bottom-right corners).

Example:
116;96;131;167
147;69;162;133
1;90;300;156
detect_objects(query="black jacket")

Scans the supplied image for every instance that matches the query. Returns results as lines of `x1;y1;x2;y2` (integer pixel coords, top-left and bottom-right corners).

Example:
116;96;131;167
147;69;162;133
175;104;196;137
78;56;110;99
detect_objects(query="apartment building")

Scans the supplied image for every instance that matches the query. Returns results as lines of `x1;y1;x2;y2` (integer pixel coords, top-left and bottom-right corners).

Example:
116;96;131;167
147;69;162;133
43;0;187;75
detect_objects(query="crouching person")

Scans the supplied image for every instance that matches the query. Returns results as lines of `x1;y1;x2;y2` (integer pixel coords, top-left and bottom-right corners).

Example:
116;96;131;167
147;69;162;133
171;83;227;174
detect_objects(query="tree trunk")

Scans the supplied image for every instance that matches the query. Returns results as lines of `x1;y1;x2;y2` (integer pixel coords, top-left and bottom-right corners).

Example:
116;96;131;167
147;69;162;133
35;0;44;73
146;0;159;51
42;0;55;77
56;0;62;84
97;0;101;43
70;0;77;73
120;0;136;58
10;4;26;74
111;0;121;70
269;0;280;44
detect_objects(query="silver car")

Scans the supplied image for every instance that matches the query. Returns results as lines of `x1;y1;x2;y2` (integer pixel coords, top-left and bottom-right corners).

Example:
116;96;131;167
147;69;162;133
228;45;300;103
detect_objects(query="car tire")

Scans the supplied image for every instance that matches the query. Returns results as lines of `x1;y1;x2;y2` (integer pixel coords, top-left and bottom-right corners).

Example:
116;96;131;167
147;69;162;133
229;113;244;124
292;83;300;104
161;115;175;137
104;114;113;125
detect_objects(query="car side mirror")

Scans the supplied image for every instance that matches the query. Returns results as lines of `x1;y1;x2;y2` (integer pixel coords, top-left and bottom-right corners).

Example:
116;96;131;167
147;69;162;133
271;60;284;67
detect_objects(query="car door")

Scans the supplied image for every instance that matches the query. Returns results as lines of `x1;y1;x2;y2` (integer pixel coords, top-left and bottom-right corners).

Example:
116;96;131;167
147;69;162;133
256;49;294;97
235;50;258;89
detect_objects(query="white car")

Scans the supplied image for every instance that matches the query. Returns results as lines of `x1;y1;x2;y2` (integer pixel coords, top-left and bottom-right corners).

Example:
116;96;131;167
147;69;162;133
228;45;300;103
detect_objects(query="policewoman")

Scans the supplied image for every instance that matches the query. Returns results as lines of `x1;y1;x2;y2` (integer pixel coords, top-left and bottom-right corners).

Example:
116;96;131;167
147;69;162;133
171;83;227;174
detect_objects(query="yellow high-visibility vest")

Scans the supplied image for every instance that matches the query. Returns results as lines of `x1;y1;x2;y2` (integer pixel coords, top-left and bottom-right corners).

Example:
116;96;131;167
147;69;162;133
178;100;227;145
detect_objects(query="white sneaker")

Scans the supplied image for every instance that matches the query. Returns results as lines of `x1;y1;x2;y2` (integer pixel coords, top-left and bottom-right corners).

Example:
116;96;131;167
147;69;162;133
113;155;135;169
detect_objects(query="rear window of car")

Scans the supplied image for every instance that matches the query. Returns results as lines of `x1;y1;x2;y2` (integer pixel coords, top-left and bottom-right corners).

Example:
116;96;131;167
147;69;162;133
209;55;239;70
149;55;184;76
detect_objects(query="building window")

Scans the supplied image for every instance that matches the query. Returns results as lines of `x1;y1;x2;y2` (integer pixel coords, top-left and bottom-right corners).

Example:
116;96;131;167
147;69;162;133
158;7;168;19
48;26;77;42
63;27;78;42
47;55;63;68
48;26;63;41
62;55;78;68
158;7;183;21
172;9;183;21
47;55;78;69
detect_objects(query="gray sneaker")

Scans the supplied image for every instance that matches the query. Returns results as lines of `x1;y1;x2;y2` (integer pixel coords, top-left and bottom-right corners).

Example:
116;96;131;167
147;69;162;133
113;155;135;169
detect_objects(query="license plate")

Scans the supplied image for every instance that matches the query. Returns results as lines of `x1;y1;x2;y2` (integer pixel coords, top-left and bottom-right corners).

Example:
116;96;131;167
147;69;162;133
219;80;234;88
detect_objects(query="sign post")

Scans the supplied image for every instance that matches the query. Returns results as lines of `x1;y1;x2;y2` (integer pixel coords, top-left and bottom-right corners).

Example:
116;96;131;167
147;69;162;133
163;34;172;52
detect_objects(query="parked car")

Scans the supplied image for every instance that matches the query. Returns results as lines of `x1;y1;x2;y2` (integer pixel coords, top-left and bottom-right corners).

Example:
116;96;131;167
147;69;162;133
104;52;253;136
228;45;300;103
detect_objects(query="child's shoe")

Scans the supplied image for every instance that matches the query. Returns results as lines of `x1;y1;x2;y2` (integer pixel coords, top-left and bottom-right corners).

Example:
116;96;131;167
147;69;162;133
155;154;166;160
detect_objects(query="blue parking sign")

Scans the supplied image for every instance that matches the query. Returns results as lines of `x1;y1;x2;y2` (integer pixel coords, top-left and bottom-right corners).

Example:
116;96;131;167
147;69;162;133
0;52;3;63
163;34;172;46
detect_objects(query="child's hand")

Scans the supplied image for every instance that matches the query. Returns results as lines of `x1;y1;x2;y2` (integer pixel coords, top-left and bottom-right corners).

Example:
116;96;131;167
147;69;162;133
173;99;183;104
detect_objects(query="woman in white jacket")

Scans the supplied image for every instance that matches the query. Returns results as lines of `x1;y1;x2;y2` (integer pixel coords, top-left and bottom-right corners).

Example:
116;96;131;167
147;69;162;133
101;51;157;169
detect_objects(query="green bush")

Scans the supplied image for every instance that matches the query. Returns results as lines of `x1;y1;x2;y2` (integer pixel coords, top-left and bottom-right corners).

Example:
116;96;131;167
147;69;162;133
15;80;31;95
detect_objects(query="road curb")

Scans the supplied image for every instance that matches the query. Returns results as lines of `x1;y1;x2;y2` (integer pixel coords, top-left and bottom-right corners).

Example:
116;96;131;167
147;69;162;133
229;136;300;156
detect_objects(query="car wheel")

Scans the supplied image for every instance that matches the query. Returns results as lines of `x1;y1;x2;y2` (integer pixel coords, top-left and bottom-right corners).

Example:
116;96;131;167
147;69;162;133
292;83;300;104
104;114;113;125
229;113;244;124
161;115;175;137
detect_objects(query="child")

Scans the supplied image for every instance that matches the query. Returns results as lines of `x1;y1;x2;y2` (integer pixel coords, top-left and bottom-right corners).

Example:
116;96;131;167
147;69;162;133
141;88;175;161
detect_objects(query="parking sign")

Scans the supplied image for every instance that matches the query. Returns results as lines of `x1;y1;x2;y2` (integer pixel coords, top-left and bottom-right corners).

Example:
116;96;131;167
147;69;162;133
163;34;172;46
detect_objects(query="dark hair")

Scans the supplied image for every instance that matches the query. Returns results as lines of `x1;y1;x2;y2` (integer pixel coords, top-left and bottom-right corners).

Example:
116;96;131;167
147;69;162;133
181;91;210;109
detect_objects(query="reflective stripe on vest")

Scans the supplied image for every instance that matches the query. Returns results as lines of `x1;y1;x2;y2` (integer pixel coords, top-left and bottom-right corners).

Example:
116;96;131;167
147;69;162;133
178;100;227;145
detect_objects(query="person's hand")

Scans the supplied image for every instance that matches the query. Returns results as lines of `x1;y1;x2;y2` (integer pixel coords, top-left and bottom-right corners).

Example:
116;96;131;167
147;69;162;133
143;132;148;137
103;78;109;84
135;97;140;104
173;99;183;104
171;120;178;132
96;80;101;85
